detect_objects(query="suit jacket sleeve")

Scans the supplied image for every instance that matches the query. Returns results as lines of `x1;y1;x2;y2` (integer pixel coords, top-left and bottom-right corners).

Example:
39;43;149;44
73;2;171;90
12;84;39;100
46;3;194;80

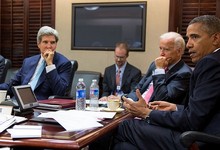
126;62;154;101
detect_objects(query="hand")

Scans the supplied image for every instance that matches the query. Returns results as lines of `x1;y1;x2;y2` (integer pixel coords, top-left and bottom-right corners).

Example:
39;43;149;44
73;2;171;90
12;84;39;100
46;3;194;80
155;56;169;69
99;96;108;101
149;101;177;111
108;95;119;99
42;50;54;65
99;95;118;101
123;89;152;119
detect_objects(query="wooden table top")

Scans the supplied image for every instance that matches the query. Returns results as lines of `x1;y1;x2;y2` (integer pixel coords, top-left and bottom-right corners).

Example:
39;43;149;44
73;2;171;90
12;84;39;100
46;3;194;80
0;109;132;149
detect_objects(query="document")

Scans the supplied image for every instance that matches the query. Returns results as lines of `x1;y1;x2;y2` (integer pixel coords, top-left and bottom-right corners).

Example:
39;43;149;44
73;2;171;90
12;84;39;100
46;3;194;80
0;114;27;133
38;110;116;131
7;125;42;139
0;115;15;133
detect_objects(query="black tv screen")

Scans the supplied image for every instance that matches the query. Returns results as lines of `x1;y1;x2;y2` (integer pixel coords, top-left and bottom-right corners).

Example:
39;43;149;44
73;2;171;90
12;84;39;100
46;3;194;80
71;2;147;51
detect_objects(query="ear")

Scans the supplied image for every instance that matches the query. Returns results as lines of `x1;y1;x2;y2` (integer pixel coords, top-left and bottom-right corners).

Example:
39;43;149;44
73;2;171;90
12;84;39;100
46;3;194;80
37;43;41;49
177;47;184;55
212;32;220;46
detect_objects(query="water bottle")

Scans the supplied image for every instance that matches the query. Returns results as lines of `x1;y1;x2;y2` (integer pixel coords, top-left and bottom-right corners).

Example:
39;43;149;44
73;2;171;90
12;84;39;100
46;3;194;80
89;79;99;111
76;78;86;110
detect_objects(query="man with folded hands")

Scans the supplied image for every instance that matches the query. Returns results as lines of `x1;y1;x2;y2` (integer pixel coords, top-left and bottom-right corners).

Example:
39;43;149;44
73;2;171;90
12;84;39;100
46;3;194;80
0;26;71;101
125;31;192;105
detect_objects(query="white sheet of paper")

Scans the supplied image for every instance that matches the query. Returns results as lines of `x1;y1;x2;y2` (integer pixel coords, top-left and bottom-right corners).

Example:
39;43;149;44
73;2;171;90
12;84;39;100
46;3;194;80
0;117;16;133
38;110;116;131
7;125;42;138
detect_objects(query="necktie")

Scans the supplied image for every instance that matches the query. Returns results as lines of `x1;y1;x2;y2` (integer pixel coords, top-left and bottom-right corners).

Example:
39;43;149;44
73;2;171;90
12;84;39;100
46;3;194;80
165;67;169;73
116;69;120;86
29;61;45;90
144;83;154;103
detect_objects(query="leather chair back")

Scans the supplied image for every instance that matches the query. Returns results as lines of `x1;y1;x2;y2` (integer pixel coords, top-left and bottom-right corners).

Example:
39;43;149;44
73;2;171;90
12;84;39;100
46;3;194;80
65;60;78;96
70;70;102;99
4;68;19;83
0;59;12;83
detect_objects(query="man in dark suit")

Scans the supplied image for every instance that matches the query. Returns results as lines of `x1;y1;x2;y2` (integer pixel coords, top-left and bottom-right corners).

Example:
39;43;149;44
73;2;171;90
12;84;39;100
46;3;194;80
0;55;6;83
114;15;220;150
0;26;71;100
100;42;142;101
126;32;192;104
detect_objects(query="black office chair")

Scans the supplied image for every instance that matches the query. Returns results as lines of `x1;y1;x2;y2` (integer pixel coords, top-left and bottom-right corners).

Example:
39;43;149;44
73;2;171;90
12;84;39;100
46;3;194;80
64;60;78;96
0;58;12;83
180;131;220;150
49;70;102;100
4;68;19;83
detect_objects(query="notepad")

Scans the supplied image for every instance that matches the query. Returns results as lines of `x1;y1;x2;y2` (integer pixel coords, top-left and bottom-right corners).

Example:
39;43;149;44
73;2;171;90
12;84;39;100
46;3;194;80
7;125;42;139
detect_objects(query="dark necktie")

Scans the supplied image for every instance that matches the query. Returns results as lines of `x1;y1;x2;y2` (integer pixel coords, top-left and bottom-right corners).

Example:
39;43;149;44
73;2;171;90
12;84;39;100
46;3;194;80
165;67;169;73
116;69;120;86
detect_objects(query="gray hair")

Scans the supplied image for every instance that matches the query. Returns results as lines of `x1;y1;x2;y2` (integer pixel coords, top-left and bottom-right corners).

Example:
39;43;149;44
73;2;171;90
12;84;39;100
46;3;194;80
189;15;220;35
160;32;185;54
37;26;59;44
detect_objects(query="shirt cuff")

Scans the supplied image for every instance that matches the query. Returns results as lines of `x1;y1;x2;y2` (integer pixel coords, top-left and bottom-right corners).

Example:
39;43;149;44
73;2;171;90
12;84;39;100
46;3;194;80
46;64;56;73
152;68;165;75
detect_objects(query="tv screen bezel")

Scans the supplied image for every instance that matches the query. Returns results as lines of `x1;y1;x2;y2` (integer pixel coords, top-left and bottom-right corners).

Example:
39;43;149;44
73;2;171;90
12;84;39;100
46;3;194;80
71;2;147;51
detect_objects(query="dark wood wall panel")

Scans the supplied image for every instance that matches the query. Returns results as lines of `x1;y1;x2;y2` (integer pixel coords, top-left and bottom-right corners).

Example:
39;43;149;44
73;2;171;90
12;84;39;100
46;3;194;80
169;0;220;67
0;0;55;67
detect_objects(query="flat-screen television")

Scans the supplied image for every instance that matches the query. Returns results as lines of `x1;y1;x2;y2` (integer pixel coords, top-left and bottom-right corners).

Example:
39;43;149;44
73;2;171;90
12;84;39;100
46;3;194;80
71;2;147;51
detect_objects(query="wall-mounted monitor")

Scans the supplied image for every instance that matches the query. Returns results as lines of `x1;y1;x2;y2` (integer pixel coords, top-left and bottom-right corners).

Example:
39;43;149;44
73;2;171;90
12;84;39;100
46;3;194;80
71;2;147;51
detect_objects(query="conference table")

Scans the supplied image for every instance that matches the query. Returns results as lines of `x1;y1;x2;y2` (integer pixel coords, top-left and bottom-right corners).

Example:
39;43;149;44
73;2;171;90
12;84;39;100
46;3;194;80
0;109;132;149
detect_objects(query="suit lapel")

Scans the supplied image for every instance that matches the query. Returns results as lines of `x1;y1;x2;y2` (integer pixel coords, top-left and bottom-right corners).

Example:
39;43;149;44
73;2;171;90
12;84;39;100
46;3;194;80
35;69;46;89
24;56;40;84
109;65;117;89
121;64;130;88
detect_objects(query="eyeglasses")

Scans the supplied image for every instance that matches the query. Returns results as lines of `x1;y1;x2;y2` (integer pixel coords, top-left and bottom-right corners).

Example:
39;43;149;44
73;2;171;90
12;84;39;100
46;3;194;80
114;55;127;60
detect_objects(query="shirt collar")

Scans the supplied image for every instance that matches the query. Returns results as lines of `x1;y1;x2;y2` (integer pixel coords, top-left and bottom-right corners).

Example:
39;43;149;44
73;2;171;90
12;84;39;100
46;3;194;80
115;61;127;73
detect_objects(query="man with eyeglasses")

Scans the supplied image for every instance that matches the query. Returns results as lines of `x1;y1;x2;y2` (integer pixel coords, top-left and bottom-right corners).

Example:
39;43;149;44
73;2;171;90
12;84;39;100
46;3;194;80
99;42;142;101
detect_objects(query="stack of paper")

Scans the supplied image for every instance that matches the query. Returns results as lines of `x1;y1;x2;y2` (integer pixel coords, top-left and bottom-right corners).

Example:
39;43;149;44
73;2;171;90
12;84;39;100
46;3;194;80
38;110;116;131
0;114;27;133
0;114;16;133
7;125;42;139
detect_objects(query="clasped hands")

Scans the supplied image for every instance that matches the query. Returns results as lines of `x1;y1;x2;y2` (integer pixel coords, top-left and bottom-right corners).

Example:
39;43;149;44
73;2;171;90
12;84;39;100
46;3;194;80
122;89;177;119
155;56;170;69
42;49;54;66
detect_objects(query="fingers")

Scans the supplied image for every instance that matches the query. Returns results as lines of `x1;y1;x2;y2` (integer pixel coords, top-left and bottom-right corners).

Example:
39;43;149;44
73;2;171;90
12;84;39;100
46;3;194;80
135;89;142;99
99;96;107;101
122;96;133;104
149;101;161;106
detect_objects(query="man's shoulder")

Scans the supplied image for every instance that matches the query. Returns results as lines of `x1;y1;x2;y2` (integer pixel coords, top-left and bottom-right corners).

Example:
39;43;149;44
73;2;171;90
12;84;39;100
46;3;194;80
53;52;71;63
178;60;193;72
0;55;5;60
105;64;115;70
24;54;40;61
126;63;141;72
